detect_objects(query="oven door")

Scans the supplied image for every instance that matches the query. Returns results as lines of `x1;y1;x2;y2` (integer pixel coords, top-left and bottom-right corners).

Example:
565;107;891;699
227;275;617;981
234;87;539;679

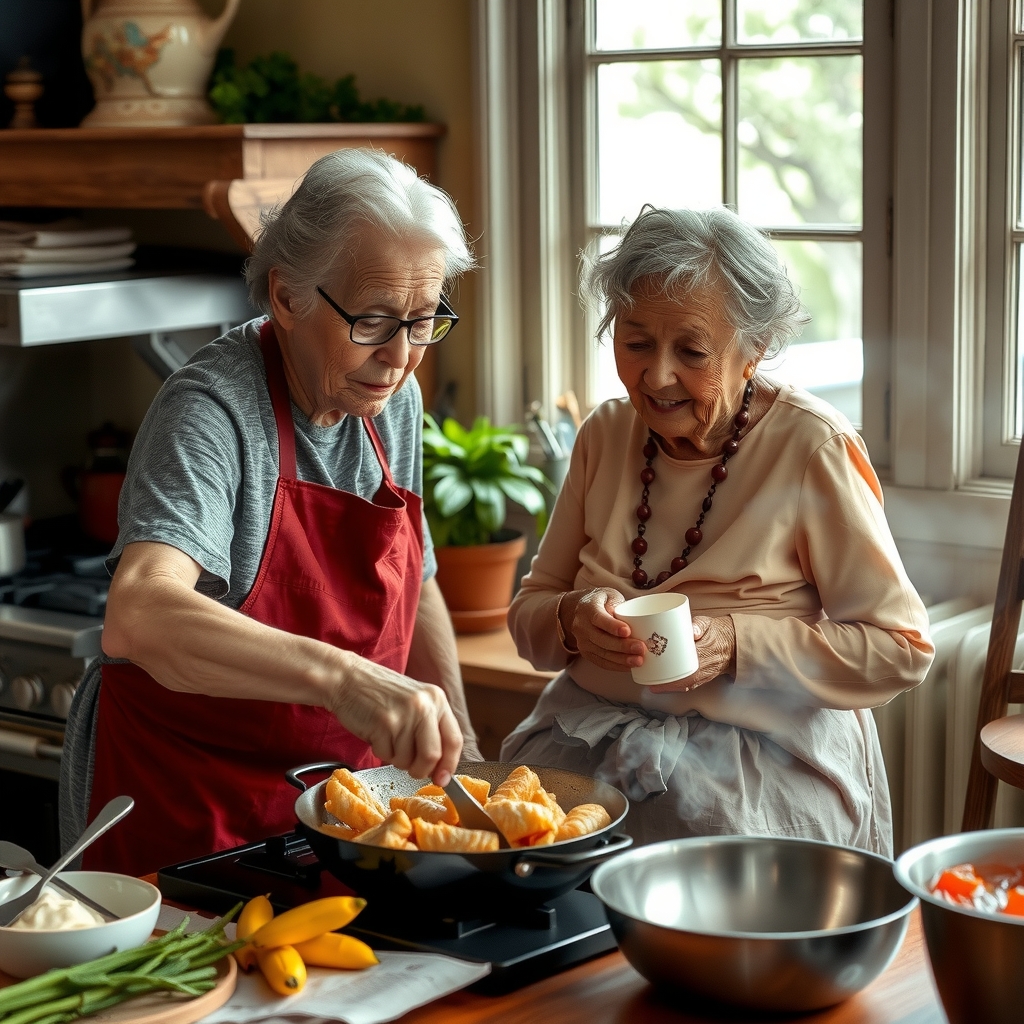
0;710;63;864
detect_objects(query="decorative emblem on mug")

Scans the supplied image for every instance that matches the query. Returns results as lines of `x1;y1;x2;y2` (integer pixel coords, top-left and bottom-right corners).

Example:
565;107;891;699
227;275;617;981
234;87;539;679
645;632;668;657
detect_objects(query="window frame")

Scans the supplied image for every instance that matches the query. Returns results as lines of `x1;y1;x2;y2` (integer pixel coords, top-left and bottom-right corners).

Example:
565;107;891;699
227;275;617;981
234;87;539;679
566;0;890;460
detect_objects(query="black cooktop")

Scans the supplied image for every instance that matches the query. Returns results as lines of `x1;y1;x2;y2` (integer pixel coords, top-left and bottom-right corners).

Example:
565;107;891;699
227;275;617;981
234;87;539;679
157;831;616;994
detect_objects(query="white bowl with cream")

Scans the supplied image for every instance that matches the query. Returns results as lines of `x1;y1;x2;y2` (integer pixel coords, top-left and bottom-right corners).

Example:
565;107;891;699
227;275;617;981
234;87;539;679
0;871;161;978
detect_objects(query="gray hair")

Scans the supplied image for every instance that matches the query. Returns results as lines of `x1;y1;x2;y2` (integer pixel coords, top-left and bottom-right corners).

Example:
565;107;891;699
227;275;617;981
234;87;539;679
246;148;475;318
580;206;809;360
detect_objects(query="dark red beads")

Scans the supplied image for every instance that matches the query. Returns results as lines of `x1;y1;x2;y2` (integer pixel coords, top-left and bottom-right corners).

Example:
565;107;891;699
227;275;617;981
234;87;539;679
628;379;753;589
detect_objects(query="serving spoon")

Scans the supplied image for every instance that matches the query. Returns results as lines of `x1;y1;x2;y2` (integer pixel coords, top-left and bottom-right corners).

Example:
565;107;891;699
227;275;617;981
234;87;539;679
443;777;510;849
0;796;134;927
0;842;118;922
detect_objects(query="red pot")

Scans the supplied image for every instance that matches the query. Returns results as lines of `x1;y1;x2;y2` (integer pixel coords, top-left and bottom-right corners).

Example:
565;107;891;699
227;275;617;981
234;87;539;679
78;471;125;545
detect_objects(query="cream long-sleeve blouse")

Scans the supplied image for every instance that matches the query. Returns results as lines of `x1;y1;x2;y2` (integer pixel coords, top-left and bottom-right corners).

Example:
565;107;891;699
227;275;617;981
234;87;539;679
508;383;934;737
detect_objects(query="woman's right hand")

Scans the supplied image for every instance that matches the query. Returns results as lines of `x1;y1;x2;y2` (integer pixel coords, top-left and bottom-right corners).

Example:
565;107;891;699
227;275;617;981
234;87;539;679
558;588;646;673
326;653;463;785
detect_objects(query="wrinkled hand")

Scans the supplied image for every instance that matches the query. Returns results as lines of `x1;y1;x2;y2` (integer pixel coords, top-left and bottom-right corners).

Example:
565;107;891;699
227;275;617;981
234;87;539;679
559;588;646;673
646;615;736;694
326;653;463;784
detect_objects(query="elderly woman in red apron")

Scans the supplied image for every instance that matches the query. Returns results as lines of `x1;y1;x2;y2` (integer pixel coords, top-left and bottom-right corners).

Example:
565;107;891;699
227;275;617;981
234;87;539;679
59;149;482;876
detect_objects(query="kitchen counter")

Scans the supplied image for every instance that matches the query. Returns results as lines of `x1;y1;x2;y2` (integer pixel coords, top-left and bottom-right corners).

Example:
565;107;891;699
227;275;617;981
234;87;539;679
456;628;554;759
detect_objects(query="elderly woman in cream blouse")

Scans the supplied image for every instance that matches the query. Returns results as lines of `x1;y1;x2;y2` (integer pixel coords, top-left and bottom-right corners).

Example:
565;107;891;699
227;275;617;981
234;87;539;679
502;206;933;856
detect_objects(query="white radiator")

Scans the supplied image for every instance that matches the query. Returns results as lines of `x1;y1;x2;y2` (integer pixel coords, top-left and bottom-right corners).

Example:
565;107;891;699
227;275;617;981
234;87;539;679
873;599;992;853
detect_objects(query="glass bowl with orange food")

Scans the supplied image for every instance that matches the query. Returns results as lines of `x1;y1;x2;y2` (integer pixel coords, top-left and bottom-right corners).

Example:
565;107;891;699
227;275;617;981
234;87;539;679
894;827;1024;1024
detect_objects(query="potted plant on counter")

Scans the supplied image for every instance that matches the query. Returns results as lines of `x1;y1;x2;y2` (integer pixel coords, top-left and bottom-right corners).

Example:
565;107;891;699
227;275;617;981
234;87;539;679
423;414;553;633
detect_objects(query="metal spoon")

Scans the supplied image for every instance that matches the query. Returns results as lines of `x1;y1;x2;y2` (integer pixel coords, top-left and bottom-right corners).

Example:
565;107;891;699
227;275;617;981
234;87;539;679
443;777;510;848
0;795;134;927
0;842;118;921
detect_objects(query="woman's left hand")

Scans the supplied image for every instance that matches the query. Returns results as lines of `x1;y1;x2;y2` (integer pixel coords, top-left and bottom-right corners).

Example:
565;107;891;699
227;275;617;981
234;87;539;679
646;615;736;694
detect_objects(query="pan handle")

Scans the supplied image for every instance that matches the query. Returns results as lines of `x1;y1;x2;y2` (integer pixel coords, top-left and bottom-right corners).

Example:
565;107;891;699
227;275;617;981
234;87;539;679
513;832;633;877
285;762;352;792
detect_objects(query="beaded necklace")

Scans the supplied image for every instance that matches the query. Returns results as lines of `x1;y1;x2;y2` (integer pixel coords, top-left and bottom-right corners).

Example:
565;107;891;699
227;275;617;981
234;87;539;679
630;379;754;589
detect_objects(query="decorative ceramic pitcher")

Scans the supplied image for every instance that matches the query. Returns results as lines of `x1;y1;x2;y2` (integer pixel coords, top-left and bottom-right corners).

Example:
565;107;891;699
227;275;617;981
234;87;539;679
80;0;241;127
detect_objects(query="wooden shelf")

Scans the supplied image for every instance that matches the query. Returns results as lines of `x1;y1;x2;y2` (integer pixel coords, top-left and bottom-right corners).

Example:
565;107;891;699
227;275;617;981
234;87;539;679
0;122;445;209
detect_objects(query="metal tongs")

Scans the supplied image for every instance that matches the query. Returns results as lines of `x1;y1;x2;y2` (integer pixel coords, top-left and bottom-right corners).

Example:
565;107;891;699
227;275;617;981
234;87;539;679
443;777;510;849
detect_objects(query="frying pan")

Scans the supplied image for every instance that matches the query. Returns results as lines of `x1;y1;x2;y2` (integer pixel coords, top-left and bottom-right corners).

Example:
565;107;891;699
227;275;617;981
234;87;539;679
288;761;632;916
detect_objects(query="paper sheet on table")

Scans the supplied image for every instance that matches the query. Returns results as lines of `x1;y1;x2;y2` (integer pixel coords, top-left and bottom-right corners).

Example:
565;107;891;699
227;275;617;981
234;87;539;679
157;906;491;1024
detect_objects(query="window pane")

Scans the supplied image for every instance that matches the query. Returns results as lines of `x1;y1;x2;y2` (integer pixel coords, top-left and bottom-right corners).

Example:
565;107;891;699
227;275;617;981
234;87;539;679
1019;48;1024;228
597;60;722;225
737;0;862;43
594;0;721;50
764;239;863;425
737;56;863;227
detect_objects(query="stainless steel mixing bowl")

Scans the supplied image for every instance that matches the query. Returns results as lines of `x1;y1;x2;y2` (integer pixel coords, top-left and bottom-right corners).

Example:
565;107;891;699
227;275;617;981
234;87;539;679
895;828;1024;1024
590;835;917;1012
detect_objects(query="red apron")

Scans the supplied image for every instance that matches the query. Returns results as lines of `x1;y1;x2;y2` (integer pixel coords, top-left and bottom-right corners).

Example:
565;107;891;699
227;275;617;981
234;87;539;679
85;320;424;876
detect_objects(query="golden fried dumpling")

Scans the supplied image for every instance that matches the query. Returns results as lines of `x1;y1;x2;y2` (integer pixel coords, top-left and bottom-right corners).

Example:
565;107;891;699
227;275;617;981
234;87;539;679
455;774;491;805
412;817;500;853
415;784;445;797
353;810;414;849
555;803;611;841
320;821;359;841
329;768;387;818
485;799;557;847
533;787;566;829
325;777;385;833
490;765;540;804
390;794;458;825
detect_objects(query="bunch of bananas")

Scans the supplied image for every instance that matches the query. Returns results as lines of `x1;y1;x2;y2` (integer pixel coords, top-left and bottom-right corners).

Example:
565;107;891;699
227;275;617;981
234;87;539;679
234;894;378;995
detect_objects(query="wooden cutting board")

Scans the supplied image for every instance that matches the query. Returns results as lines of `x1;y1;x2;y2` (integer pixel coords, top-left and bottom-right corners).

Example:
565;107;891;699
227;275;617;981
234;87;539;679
0;942;237;1024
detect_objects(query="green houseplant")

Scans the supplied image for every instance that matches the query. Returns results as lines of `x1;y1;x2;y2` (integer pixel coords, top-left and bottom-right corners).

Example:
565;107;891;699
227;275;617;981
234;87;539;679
422;414;553;632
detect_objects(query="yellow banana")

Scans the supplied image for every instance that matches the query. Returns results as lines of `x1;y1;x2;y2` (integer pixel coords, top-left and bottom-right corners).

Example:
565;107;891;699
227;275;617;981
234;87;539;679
255;944;307;996
234;894;274;972
293;931;379;970
252;896;366;949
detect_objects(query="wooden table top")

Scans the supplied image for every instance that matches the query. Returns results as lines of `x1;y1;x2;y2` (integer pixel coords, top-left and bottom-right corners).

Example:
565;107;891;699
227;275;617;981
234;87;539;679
395;910;945;1024
148;869;944;1024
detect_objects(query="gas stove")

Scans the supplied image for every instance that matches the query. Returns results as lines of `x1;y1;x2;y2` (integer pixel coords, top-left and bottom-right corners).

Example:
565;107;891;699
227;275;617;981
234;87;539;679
0;518;107;767
158;832;617;994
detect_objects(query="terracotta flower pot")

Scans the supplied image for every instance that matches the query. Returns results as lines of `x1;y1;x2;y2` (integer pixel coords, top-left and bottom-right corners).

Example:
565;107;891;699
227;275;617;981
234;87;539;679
433;531;527;633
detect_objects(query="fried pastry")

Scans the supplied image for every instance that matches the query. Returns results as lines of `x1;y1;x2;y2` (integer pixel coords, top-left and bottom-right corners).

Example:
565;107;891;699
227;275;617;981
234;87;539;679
320;821;359;841
533;787;567;829
353;809;414;849
412;817;500;853
489;765;540;803
485;798;557;846
325;777;385;833
455;774;491;805
329;768;387;818
555;803;611;841
390;794;459;825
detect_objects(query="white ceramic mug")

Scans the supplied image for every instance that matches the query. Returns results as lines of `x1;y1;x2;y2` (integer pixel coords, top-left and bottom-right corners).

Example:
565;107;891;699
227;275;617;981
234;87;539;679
615;593;700;685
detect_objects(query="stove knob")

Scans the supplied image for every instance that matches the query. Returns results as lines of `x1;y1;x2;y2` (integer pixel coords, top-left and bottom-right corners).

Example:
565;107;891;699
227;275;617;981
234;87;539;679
51;682;78;719
11;674;44;711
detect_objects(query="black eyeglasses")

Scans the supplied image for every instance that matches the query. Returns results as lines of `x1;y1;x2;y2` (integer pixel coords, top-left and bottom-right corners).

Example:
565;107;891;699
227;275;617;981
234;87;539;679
316;287;458;346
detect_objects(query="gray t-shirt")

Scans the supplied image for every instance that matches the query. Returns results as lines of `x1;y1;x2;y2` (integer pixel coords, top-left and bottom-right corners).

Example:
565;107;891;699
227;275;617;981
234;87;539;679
109;316;436;597
59;316;435;853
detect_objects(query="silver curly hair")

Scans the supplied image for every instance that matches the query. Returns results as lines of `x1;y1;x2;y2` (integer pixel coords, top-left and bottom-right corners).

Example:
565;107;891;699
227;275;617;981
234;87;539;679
246;147;475;318
580;206;809;360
